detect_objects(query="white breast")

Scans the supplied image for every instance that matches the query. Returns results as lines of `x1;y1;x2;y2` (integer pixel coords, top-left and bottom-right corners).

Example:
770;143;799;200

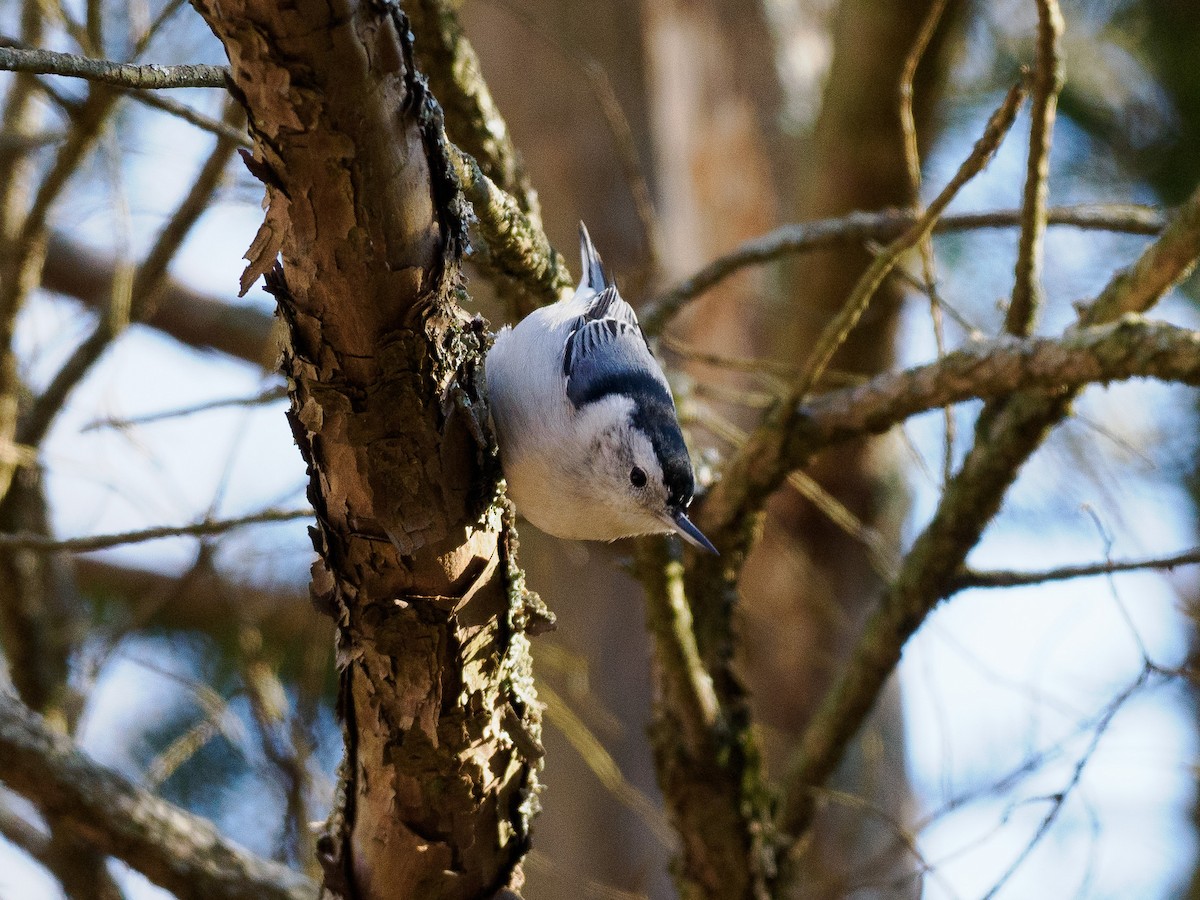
486;292;639;541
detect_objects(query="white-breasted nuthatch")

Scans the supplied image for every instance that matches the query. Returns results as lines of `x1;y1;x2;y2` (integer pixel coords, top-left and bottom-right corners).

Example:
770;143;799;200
486;223;717;553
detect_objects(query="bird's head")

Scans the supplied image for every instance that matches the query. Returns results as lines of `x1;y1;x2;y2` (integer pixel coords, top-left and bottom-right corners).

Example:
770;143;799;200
575;389;717;553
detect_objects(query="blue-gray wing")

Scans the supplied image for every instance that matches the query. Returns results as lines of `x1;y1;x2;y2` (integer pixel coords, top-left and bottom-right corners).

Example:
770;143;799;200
564;287;665;409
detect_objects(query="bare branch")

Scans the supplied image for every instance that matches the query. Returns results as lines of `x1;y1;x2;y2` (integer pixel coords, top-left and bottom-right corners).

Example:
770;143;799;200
82;384;287;431
0;691;315;900
124;90;251;147
73;557;316;648
795;318;1200;452
898;0;953;482
980;664;1147;899
793;80;1026;399
0;45;228;89
699;82;1028;548
641;204;1166;336
20;99;245;448
955;546;1200;590
0;507;311;554
1005;0;1064;336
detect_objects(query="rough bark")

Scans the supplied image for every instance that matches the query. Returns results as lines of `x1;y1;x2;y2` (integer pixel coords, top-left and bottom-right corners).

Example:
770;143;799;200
190;2;545;897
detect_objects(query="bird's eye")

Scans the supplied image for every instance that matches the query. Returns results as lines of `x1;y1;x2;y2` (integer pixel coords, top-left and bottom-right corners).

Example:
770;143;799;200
630;466;647;488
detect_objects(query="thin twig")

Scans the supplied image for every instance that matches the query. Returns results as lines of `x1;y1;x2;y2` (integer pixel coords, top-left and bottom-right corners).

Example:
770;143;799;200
239;629;314;870
0;46;228;88
0;507;312;553
486;0;662;291
131;0;189;58
699;83;1028;546
1005;0;1064;336
123;90;251;146
83;384;287;432
540;680;674;847
955;547;1200;590
899;0;954;482
794;80;1026;398
979;665;1147;900
19;98;244;447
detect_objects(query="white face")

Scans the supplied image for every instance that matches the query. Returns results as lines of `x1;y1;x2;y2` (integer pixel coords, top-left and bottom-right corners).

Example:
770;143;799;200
564;397;676;541
591;421;673;536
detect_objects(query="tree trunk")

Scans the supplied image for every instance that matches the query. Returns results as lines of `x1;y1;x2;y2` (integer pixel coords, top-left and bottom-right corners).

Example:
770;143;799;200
192;2;546;897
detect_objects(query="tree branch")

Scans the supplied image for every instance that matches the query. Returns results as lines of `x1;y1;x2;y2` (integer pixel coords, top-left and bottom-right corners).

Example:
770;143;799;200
698;82;1027;550
0;46;228;89
0;507;311;554
448;141;573;314
1005;0;1064;336
954;547;1200;590
0;793;51;868
407;0;541;223
795;317;1200;452
779;178;1200;843
0;691;314;900
793;80;1026;398
20;99;245;448
640;203;1165;336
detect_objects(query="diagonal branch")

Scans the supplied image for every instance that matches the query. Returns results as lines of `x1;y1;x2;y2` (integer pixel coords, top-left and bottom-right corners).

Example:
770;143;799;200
408;0;540;223
697;81;1027;549
0;691;314;900
449;141;574;312
42;232;278;366
20;99;245;448
793;81;1026;399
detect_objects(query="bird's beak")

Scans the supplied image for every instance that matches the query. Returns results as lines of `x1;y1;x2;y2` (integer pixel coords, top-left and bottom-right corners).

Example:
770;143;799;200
669;510;718;555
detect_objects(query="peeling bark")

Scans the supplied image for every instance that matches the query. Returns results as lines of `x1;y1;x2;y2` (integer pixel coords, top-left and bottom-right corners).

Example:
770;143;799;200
190;2;545;897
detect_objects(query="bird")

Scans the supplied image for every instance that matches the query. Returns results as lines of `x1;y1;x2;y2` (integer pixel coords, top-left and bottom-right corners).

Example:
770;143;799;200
485;222;717;553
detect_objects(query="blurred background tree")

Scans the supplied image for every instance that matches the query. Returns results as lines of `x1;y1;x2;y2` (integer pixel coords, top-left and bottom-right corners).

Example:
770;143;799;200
1;0;1200;898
